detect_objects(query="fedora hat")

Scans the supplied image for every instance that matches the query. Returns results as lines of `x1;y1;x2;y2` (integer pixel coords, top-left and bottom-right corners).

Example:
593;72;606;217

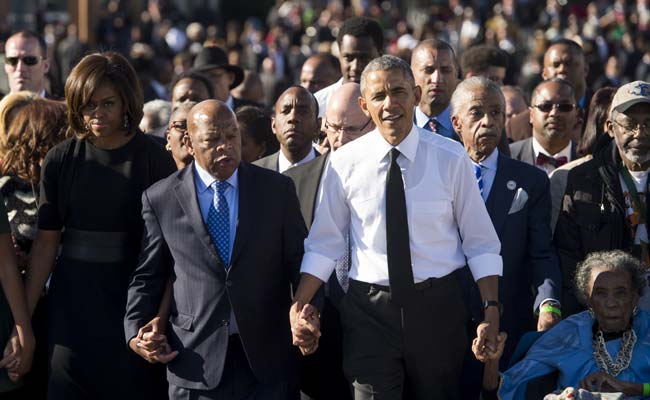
193;46;244;89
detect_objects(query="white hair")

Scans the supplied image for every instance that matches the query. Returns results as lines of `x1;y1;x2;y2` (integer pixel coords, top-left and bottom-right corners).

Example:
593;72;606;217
142;99;172;130
450;76;505;117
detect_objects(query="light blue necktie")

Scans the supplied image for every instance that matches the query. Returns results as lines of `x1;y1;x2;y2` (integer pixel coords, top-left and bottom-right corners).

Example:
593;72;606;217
207;181;230;268
474;164;484;199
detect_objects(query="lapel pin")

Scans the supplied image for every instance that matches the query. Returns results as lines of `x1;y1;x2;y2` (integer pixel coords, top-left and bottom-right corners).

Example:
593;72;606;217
507;180;516;190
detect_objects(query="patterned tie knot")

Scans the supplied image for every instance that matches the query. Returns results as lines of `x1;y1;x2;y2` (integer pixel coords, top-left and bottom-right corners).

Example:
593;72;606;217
214;180;229;194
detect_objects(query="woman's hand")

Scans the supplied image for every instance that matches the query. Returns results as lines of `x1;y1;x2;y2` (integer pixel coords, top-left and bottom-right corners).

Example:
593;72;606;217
579;371;642;395
0;325;35;381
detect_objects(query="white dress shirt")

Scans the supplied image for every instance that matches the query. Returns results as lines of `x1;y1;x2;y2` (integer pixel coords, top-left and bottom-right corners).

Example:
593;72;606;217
278;148;316;174
314;78;343;118
301;124;503;285
532;137;572;176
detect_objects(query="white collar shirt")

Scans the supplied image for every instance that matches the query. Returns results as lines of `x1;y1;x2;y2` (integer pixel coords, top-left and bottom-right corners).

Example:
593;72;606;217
301;124;502;285
278;148;316;174
314;78;343;118
532;137;572;176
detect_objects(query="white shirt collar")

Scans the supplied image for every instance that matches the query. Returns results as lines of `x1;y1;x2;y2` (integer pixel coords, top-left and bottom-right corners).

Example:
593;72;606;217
278;148;316;173
532;136;572;160
370;124;419;164
226;95;235;110
193;161;239;193
413;104;452;133
474;148;499;171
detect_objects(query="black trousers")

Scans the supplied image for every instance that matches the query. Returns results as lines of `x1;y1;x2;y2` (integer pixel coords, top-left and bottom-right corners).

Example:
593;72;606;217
169;335;298;400
341;275;469;400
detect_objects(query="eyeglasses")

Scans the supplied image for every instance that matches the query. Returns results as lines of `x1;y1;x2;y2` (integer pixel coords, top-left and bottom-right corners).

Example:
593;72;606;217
612;118;650;134
169;120;188;133
532;103;576;113
323;117;373;135
5;55;42;67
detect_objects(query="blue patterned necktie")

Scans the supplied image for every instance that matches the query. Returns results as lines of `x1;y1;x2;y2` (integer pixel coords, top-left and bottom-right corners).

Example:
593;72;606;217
207;181;230;268
474;164;484;199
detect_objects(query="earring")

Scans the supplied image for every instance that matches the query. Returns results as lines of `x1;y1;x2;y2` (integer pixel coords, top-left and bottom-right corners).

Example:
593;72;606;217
123;114;130;130
588;308;595;319
165;143;171;151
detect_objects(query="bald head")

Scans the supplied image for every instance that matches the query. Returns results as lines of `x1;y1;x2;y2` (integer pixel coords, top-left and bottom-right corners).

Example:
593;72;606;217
186;100;241;180
323;82;374;151
300;54;340;94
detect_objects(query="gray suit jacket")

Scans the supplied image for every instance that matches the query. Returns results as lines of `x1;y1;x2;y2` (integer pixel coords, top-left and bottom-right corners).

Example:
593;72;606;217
253;148;320;172
124;162;308;390
509;137;577;167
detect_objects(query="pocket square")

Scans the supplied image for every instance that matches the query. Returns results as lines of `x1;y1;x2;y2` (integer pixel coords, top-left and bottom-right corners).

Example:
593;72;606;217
508;188;528;215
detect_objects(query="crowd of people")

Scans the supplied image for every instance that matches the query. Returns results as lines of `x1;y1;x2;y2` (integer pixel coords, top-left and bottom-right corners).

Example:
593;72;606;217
1;1;650;399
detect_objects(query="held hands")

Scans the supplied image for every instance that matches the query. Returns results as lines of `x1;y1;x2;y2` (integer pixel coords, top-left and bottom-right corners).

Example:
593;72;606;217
472;307;501;363
0;325;35;382
129;316;178;364
289;303;321;356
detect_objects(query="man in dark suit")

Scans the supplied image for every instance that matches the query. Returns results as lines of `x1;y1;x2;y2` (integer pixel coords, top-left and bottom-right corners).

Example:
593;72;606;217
254;86;320;173
4;30;50;97
193;46;257;111
510;79;581;176
124;100;313;399
451;77;562;397
284;82;374;400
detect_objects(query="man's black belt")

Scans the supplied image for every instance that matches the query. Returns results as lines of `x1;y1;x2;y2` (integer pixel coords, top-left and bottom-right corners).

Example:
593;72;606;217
349;273;457;292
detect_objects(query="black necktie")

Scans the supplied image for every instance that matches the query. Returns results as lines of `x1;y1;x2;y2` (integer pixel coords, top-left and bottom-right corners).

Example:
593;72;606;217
385;148;415;305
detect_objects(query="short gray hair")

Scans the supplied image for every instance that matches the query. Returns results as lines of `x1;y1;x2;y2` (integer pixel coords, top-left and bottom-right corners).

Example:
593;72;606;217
142;99;172;130
450;76;505;117
360;55;415;96
574;250;645;306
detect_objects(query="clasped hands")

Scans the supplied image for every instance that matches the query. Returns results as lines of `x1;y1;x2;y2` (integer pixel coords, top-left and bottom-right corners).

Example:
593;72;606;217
129;316;178;364
0;325;35;382
289;303;320;356
472;308;506;363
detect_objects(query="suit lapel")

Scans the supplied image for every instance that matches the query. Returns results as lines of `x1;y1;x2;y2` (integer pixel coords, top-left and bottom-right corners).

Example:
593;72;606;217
485;155;517;235
230;163;256;266
301;154;328;228
174;167;222;265
526;138;536;166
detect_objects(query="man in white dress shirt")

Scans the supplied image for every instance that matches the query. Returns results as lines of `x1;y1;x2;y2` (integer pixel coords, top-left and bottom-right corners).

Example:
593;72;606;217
314;17;383;118
290;55;503;400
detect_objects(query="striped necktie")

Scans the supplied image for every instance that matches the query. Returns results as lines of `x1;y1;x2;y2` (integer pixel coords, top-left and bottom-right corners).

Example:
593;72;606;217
473;164;484;198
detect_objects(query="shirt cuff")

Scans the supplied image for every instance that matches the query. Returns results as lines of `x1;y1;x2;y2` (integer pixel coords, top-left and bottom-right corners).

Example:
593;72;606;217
467;253;503;281
300;251;337;283
538;298;561;309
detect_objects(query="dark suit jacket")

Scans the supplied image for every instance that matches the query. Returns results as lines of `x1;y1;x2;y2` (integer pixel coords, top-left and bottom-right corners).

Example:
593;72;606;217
509;137;577;167
124;162;308;390
459;154;561;365
283;154;328;230
253;148;320;173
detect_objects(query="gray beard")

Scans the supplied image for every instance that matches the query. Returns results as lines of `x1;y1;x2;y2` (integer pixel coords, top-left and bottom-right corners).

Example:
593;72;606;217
622;148;650;166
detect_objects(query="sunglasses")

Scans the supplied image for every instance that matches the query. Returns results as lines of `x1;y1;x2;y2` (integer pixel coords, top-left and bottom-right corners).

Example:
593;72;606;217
5;55;42;67
533;103;576;113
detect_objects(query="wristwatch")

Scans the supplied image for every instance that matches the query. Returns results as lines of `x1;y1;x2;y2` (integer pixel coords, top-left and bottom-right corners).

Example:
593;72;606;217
483;300;503;317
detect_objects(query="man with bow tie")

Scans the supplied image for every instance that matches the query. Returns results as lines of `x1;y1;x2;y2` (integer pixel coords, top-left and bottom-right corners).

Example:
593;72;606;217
510;79;582;175
451;77;562;399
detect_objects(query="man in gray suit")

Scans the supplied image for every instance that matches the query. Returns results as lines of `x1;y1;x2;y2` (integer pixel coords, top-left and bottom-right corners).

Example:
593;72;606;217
124;100;313;399
254;86;320;173
284;82;374;400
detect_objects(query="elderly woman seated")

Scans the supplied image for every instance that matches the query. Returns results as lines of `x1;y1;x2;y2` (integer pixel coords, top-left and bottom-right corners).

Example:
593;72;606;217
492;250;650;399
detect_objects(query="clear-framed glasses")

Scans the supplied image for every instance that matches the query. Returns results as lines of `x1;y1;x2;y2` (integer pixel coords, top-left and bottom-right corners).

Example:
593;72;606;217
612;118;650;135
323;117;373;136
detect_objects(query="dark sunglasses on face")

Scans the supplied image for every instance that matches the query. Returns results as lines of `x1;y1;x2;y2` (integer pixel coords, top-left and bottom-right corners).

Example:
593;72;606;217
533;103;576;113
5;55;42;67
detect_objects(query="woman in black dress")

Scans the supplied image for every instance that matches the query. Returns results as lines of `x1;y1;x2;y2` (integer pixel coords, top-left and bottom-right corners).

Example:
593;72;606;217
24;52;176;399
